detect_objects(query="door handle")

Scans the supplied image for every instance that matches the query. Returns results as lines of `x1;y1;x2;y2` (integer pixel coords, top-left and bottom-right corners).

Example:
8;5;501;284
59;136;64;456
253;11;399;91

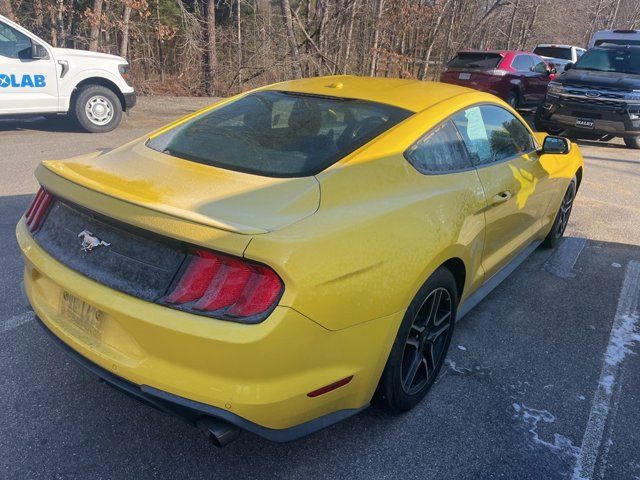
492;191;512;204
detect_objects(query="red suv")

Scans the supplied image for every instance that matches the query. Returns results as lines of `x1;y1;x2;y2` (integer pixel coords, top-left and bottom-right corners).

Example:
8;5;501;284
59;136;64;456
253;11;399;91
440;50;555;109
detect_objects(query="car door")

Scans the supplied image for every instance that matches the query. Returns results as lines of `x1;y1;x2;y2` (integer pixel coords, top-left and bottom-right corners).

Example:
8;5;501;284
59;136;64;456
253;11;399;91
509;54;536;105
529;55;552;104
452;104;554;279
0;19;58;114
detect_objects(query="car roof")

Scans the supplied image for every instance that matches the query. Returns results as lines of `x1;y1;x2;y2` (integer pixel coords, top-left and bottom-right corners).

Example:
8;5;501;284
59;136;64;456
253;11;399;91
455;50;541;59
535;44;579;48
261;75;478;113
593;29;639;34
595;43;640;50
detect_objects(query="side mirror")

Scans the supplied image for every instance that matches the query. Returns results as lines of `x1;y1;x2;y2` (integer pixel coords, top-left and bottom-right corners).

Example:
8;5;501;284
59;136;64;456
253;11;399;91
564;62;573;71
31;43;48;60
540;135;571;155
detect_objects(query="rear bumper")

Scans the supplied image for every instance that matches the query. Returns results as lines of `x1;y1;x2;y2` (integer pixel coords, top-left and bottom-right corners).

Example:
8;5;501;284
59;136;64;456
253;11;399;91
541;95;640;137
34;314;366;442
17;218;399;439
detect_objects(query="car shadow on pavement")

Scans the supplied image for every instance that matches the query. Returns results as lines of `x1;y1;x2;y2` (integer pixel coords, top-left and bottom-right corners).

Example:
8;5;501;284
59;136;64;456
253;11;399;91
576;139;630;150
0;115;84;133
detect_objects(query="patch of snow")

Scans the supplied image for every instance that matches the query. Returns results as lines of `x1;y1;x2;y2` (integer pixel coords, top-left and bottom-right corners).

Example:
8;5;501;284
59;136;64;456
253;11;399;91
457;345;467;351
604;313;640;367
600;374;614;395
511;403;580;460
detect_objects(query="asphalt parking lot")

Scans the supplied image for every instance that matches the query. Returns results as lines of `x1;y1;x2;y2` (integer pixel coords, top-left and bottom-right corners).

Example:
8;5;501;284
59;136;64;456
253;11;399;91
1;98;639;480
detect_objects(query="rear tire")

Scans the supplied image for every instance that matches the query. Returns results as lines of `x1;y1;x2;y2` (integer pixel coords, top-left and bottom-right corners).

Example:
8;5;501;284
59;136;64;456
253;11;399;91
623;137;640;149
506;91;519;109
542;177;577;249
375;268;457;412
72;85;122;133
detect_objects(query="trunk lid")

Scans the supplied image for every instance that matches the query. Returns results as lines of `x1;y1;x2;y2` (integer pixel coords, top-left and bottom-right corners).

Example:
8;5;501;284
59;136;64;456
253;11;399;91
42;140;321;235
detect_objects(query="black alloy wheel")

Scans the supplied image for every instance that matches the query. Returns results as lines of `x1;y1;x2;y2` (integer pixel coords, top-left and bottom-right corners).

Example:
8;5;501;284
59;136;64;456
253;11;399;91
542;178;576;248
401;287;453;395
376;267;457;412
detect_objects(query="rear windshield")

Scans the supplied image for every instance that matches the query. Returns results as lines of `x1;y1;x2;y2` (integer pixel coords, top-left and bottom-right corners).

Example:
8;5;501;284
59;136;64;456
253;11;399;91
594;39;640;46
533;46;573;60
146;91;412;177
573;47;640;75
447;52;502;70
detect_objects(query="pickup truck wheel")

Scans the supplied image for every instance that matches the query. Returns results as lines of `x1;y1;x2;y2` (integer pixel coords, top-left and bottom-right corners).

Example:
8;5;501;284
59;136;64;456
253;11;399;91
73;85;122;133
534;104;564;134
623;137;640;149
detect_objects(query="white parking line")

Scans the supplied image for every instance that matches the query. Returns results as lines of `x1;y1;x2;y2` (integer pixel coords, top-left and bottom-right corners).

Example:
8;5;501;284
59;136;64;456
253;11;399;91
571;260;640;480
0;311;35;334
544;237;587;278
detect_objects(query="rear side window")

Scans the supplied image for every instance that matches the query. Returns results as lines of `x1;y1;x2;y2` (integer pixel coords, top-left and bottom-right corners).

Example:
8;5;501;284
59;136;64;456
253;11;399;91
452;105;536;166
447;52;502;70
405;121;472;174
512;55;534;71
533;46;573;60
147;91;412;178
532;58;549;73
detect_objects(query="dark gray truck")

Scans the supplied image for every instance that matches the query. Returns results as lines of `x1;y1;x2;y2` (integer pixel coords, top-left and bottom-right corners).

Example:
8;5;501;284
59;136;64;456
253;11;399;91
535;44;640;149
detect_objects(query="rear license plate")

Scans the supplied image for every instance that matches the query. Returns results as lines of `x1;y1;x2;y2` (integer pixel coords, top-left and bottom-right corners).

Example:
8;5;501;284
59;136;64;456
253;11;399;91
576;118;595;129
60;291;103;339
458;72;471;80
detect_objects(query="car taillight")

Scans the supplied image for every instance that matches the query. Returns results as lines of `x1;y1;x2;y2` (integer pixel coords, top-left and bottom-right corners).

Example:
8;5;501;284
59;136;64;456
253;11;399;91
25;187;53;233
163;249;284;322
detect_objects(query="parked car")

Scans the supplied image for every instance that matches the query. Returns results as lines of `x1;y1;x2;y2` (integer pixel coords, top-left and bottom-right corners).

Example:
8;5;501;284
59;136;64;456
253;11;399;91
440;50;555;109
18;75;584;445
533;44;586;73
535;44;640;149
588;29;640;48
0;14;135;132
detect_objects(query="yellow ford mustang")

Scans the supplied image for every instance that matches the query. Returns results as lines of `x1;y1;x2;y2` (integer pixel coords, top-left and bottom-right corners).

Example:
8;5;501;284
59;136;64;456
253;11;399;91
17;76;583;445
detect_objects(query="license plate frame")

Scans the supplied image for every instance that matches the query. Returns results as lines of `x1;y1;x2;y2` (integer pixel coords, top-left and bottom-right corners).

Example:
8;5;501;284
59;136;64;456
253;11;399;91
458;72;471;80
575;118;595;129
60;291;103;339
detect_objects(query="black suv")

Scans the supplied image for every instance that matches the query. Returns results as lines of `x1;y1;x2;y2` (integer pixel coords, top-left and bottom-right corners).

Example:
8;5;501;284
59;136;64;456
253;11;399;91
535;44;640;149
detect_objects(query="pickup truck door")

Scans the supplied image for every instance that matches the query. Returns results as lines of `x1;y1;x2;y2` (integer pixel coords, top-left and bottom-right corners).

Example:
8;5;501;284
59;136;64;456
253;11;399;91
0;19;58;115
452;104;554;279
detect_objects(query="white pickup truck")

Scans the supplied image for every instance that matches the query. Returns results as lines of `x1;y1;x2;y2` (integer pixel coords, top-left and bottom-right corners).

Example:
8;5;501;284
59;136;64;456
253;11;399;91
532;44;586;74
0;15;135;132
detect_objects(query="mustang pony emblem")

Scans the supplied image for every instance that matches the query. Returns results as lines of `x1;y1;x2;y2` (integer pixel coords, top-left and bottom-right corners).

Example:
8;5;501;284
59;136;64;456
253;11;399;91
78;230;110;252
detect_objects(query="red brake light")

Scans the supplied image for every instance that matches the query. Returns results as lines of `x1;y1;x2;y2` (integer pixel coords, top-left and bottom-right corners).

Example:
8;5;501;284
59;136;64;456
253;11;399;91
165;250;221;304
25;187;53;233
163;249;284;322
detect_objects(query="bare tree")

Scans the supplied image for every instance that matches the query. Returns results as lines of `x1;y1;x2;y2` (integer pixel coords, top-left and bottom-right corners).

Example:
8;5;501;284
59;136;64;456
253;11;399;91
0;0;15;20
279;0;302;78
369;0;384;76
120;1;132;58
203;0;217;96
88;0;103;51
